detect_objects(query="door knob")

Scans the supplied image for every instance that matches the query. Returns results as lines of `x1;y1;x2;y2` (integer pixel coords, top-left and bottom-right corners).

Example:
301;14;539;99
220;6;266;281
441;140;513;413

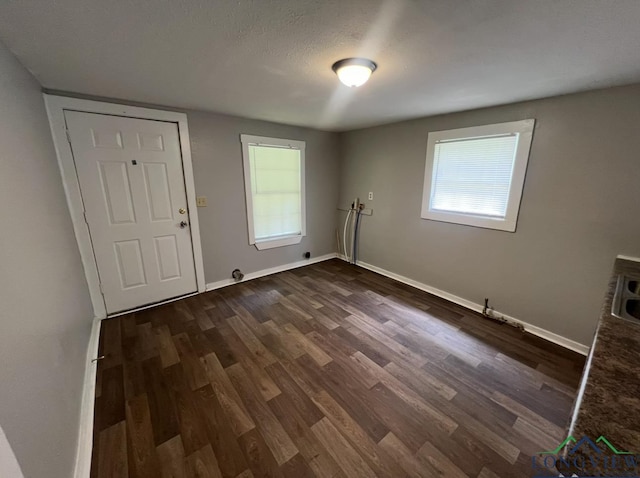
178;208;186;214
180;221;189;228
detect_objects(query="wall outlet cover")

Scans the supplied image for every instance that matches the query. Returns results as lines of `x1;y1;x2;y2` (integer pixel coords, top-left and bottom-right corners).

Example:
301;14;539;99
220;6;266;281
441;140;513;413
368;192;374;200
196;196;207;207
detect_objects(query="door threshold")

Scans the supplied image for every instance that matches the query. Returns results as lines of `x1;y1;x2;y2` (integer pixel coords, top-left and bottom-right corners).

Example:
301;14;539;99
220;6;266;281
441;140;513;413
106;291;199;319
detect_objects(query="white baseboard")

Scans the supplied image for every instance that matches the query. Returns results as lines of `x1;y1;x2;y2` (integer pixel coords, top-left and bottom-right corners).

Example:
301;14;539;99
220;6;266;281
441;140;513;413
206;253;338;292
73;317;102;478
340;256;589;356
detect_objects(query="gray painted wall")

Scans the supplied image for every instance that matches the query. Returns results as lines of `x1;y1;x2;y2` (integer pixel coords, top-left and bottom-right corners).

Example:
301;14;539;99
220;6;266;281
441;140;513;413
338;84;640;346
186;110;340;284
0;42;93;477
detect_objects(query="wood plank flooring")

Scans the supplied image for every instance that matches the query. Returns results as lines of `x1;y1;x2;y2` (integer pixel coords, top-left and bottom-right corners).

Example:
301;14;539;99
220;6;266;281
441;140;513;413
90;259;585;478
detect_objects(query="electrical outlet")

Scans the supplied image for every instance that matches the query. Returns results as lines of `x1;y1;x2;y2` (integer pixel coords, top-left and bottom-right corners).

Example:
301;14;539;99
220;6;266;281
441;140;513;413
368;191;373;200
196;196;207;207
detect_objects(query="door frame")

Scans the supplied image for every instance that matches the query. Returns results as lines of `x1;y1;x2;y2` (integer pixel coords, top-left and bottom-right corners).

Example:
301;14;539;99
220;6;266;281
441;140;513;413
44;94;206;319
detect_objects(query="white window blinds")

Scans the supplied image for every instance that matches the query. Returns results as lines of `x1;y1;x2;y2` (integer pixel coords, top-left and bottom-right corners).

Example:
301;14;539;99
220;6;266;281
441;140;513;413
248;144;302;240
430;134;519;218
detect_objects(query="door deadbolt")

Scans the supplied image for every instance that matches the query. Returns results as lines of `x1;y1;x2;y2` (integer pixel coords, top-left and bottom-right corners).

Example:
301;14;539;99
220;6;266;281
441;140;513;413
178;208;186;214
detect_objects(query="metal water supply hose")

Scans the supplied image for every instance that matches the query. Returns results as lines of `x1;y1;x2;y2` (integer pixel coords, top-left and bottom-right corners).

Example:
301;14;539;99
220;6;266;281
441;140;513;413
343;208;353;262
353;209;362;264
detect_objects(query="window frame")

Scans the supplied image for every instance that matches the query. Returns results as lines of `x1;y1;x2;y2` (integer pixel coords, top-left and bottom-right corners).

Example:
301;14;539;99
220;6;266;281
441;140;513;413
240;134;306;250
420;119;535;232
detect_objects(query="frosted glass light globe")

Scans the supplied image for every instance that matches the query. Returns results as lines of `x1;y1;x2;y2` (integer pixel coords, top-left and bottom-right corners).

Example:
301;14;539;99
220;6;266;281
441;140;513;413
332;58;377;88
336;64;373;87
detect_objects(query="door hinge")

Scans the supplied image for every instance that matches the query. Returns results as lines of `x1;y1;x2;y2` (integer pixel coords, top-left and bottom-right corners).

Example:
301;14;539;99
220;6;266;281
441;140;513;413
65;129;71;143
83;210;89;225
98;283;105;295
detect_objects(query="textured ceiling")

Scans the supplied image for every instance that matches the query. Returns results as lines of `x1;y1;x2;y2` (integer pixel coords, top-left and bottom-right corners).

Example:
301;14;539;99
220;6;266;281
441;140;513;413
1;0;640;131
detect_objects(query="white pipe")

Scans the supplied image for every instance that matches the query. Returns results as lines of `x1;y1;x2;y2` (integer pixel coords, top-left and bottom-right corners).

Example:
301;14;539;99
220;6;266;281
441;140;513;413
343;209;353;262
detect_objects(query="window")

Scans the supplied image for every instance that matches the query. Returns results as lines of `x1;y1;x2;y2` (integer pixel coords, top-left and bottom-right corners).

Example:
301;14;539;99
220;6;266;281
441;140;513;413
421;119;535;232
241;134;306;250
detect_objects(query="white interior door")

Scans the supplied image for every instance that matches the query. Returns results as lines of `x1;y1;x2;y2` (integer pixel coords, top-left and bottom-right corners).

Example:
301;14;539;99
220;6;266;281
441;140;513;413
65;111;197;314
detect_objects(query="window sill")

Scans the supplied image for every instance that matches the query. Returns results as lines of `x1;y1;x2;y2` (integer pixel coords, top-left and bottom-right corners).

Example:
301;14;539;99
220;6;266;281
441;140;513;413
421;210;516;232
254;234;303;250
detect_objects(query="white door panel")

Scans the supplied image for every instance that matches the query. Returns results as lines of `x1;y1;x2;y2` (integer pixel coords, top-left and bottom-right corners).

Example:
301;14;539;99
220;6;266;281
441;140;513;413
114;239;147;288
143;162;173;221
65;111;197;314
154;235;181;280
98;160;137;224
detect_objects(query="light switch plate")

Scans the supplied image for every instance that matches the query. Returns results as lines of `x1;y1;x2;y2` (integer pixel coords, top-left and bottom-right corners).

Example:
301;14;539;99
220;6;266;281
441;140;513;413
196;196;207;207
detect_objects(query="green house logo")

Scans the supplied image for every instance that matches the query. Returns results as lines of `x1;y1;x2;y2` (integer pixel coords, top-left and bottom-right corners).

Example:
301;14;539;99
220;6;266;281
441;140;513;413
539;435;633;456
533;435;638;477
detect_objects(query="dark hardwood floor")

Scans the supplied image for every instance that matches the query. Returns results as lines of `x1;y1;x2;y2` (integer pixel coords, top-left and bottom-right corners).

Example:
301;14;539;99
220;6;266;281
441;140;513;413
90;259;585;478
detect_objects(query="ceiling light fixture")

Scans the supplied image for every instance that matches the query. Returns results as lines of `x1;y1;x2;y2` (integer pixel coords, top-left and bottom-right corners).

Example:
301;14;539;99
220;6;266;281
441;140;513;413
332;58;377;87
